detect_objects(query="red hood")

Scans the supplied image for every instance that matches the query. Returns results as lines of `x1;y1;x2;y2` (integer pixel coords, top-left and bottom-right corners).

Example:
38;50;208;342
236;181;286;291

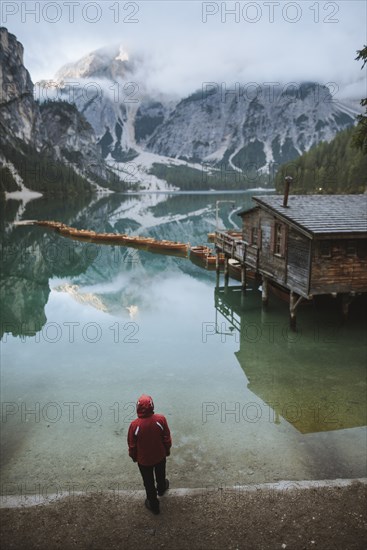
137;394;154;418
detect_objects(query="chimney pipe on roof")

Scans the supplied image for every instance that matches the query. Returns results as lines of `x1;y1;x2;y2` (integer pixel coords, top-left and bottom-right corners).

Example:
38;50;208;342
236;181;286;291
283;176;293;208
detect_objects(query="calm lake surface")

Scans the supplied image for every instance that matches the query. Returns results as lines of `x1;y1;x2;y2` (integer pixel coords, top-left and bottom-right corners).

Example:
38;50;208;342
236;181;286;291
1;191;366;499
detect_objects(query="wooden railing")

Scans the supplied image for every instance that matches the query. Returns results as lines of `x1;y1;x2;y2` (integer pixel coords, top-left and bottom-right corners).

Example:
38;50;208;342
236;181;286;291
215;230;259;270
215;230;244;260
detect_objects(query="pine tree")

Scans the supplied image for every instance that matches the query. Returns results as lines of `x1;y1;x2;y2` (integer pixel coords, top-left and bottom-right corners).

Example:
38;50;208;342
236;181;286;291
352;46;367;154
275;127;367;194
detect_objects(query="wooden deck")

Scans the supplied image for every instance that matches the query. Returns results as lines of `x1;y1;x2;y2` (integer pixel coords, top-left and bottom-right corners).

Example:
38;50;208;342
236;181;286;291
215;230;259;270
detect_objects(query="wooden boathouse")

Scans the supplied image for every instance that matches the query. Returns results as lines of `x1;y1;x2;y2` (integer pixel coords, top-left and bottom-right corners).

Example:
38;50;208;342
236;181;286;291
214;190;367;328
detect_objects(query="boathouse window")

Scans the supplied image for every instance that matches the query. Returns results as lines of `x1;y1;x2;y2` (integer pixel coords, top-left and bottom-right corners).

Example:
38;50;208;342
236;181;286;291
357;241;367;258
251;227;258;246
346;241;357;257
319;242;331;258
272;223;286;257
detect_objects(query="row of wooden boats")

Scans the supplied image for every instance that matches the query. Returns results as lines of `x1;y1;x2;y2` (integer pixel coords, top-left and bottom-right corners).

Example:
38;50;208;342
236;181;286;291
34;220;190;254
34;221;230;261
34;220;242;273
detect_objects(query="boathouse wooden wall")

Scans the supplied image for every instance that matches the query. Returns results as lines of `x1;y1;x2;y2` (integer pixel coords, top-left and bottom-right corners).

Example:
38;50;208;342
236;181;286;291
310;238;367;294
256;211;287;284
241;210;311;296
286;230;311;296
241;209;261;270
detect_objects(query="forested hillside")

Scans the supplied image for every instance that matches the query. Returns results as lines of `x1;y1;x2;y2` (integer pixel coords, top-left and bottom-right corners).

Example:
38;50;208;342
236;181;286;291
275;126;367;194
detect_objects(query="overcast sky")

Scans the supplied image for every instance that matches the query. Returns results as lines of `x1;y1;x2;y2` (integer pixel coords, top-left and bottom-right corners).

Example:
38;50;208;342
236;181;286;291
1;0;366;99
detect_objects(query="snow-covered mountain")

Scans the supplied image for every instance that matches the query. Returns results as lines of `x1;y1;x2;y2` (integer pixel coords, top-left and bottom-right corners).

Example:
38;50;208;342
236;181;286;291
147;83;358;168
54;44;134;81
41;44;173;153
37;44;361;189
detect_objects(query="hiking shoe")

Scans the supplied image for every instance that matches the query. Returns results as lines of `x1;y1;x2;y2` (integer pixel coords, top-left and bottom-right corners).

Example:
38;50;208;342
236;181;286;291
157;479;169;496
145;499;160;515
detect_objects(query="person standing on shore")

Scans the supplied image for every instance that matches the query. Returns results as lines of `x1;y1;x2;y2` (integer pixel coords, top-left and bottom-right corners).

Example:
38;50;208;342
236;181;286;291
127;394;172;515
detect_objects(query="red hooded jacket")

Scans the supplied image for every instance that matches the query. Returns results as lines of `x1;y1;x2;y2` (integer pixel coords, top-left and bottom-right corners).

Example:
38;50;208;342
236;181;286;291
127;395;172;466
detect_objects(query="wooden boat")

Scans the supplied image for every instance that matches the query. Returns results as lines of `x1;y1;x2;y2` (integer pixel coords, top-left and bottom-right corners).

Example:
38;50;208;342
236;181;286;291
190;245;211;258
60;227;97;239
205;252;225;265
147;240;189;252
190;245;226;267
228;259;242;281
228;259;256;282
93;232;125;242
36;220;66;231
122;235;156;245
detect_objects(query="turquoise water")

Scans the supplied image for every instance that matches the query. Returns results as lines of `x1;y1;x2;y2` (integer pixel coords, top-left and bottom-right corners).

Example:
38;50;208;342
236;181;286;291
1;191;366;500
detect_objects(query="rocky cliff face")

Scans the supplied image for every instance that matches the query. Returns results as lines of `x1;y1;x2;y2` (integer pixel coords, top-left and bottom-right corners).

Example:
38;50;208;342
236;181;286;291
0;27;115;195
45;50;174;162
40;101;104;173
38;46;178;165
146;83;357;169
0;27;44;148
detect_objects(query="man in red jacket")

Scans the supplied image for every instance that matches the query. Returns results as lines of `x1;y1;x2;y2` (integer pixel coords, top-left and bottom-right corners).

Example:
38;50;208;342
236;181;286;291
127;394;172;515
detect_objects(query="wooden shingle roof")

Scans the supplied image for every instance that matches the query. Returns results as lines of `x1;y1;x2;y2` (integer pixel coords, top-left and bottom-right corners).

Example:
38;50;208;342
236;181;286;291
243;194;367;237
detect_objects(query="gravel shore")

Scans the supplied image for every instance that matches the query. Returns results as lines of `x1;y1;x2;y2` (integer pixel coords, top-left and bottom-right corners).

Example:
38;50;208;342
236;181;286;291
1;481;366;549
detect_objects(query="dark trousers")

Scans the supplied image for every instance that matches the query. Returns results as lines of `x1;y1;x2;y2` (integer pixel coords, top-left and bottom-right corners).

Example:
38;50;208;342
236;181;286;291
138;458;166;503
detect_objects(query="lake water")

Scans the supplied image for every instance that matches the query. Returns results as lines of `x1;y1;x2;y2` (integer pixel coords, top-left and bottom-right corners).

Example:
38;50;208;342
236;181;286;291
1;191;366;501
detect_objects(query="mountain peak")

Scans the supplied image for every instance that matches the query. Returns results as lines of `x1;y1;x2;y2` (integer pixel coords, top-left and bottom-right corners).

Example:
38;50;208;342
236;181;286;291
55;44;132;81
115;45;129;63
